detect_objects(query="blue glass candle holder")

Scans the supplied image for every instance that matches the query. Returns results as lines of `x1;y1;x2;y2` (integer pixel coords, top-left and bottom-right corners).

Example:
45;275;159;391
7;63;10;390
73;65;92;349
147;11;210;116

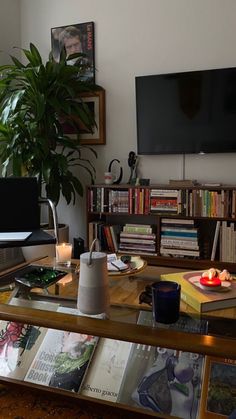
151;281;181;324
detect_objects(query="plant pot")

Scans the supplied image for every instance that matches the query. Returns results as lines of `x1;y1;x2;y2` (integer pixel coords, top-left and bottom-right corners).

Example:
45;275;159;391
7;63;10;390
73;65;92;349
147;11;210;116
21;224;69;261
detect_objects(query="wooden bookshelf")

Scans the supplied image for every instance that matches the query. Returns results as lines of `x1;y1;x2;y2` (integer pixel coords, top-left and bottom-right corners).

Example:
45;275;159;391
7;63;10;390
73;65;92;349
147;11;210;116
87;184;236;270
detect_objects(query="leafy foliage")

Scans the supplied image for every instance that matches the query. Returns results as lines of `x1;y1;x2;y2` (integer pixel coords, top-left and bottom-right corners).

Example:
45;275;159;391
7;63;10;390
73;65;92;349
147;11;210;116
0;43;97;206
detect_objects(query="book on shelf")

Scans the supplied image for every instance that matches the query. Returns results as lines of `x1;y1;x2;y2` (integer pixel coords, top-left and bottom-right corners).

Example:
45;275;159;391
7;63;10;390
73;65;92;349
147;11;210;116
120;237;156;245
210;220;221;261
161;231;198;238
117;311;205;419
0;299;59;380
119;243;156;252
150;188;179;196
81;337;132;402
24;307;98;393
161;239;199;250
120;232;156;240
160;247;200;257
199;355;236;418
160;271;236;313
161;218;195;225
123;224;153;234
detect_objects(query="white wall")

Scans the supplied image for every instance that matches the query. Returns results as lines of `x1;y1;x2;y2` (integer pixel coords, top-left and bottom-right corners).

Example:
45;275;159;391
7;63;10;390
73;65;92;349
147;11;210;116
12;0;236;242
0;0;20;64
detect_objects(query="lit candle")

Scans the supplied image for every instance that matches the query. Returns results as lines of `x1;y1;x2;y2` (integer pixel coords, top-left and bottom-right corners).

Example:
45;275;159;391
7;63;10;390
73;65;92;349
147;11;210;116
200;276;221;288
56;243;72;266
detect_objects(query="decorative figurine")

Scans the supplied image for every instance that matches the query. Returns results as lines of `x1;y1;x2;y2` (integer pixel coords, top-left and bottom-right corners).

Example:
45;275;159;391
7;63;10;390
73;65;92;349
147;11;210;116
108;159;123;184
128;151;138;184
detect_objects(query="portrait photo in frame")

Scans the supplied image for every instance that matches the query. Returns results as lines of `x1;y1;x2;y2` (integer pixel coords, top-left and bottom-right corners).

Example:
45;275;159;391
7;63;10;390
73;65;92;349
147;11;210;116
63;89;106;145
51;22;95;83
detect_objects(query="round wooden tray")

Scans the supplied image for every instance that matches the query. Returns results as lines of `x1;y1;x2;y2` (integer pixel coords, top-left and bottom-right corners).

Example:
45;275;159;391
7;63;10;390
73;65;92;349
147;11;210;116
108;256;147;277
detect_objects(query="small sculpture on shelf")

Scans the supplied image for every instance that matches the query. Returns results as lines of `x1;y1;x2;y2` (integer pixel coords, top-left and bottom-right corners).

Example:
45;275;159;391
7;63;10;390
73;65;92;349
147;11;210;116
128;151;139;184
107;159;123;184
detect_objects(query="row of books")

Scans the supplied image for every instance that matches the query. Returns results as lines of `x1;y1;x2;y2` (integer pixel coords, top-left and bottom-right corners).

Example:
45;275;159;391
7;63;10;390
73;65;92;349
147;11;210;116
160;218;200;259
1;301;235;419
88;221;120;252
118;223;157;255
88;187;236;218
220;221;236;263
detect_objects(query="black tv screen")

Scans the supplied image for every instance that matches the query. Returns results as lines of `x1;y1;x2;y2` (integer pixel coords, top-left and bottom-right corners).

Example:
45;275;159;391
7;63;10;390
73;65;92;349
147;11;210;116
136;67;236;155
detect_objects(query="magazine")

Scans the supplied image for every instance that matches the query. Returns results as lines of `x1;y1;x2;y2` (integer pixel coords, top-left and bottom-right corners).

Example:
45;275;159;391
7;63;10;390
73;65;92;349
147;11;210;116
81;337;132;402
24;307;98;392
118;344;205;419
0;299;59;380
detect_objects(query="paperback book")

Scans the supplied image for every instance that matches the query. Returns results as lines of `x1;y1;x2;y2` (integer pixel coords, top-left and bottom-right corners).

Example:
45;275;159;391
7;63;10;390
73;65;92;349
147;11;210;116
24;307;98;392
81;337;132;402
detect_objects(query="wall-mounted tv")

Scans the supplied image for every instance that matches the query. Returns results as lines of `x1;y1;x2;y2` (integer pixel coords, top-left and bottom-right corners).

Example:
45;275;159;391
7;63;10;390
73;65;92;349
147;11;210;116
136;67;236;155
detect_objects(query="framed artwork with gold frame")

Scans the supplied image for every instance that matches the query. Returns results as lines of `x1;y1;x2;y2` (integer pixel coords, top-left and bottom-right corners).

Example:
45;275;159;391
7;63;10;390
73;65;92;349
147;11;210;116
63;89;106;145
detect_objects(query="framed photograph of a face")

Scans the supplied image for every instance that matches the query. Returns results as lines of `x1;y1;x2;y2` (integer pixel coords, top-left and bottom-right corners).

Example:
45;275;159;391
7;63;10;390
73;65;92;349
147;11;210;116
51;22;95;83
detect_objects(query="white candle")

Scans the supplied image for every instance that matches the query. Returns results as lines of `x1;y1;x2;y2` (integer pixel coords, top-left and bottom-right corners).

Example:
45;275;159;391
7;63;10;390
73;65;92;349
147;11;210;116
56;243;72;266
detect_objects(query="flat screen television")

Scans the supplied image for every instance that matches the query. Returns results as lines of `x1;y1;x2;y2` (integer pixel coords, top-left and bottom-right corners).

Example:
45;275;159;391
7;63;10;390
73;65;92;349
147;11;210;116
136;67;236;155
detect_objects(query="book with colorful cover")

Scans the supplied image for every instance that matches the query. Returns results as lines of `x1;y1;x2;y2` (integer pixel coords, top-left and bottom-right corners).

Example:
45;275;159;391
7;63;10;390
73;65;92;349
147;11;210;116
0;299;59;380
160;271;236;313
24;307;98;392
199;356;236;418
117;343;205;418
81;337;132;402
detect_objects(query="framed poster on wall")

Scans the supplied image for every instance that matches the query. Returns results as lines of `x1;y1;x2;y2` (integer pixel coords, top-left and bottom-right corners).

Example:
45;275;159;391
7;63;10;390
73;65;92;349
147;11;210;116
51;22;95;83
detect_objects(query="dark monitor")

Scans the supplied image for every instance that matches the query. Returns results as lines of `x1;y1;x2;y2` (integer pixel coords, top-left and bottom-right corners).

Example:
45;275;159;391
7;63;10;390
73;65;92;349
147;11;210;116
0;177;40;232
136;67;236;155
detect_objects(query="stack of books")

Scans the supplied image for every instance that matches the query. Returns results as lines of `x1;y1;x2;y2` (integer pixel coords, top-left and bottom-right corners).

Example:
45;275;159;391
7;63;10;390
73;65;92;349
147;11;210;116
160;218;200;259
150;189;180;214
118;224;157;255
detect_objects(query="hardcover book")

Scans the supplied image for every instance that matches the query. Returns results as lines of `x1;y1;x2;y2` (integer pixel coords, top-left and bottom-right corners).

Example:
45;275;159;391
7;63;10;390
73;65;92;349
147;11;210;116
160;271;236;312
81;337;132;402
199;356;236;418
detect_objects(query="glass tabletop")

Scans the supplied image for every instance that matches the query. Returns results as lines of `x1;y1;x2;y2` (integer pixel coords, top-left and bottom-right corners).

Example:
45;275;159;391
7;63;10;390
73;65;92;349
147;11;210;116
0;258;235;343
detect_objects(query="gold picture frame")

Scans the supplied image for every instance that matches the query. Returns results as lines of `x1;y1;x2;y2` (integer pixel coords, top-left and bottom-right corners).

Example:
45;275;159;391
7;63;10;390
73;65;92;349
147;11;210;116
62;89;106;145
79;89;106;145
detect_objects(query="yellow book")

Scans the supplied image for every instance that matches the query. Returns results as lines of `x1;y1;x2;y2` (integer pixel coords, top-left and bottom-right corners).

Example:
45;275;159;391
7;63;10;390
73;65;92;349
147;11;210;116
160;271;236;313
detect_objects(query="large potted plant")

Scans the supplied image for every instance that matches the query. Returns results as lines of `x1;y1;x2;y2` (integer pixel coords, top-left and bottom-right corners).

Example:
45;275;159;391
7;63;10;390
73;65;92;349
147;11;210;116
0;43;97;235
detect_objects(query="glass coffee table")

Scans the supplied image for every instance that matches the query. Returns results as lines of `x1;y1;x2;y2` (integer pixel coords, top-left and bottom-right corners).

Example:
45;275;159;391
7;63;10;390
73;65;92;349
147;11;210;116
0;258;235;418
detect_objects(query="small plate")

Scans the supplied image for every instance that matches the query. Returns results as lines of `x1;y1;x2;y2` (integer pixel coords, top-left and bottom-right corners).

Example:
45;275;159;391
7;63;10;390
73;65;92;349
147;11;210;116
15;266;67;289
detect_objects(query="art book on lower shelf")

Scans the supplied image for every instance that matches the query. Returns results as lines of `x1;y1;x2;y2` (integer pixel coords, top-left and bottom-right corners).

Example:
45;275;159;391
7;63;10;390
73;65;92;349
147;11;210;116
81;337;132;402
24;307;98;393
199;355;236;418
0;299;59;380
117;312;205;419
160;271;236;313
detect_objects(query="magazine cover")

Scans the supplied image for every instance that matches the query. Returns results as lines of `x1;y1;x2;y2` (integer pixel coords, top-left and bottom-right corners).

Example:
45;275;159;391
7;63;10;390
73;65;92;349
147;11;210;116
0;320;46;380
199;356;236;418
118;345;204;419
24;307;98;392
0;298;59;380
51;22;95;82
81;337;132;402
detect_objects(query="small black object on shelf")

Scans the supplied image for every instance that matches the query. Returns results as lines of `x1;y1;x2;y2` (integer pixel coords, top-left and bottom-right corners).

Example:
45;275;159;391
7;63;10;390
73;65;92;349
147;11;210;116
73;237;85;258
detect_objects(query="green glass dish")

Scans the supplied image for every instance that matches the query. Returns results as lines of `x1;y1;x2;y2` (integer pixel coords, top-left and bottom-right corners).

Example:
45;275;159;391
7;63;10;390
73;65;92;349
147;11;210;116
15;267;67;289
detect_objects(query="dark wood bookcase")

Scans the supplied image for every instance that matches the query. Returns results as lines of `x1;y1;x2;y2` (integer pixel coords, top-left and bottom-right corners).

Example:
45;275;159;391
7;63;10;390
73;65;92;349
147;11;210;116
86;184;236;271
